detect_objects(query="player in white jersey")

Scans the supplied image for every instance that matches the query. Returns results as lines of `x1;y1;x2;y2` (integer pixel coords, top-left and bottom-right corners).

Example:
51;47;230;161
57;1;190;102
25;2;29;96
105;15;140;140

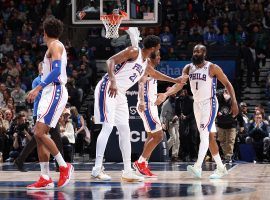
26;16;73;189
92;34;187;182
133;50;186;177
155;44;238;179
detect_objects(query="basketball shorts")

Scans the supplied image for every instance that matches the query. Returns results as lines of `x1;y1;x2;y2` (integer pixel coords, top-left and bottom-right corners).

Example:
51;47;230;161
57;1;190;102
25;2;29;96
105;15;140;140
94;78;129;126
137;101;162;133
37;84;68;128
193;97;218;133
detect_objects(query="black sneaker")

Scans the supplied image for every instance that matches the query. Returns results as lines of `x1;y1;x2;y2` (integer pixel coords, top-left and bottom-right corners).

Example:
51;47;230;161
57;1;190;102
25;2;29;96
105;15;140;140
14;159;27;172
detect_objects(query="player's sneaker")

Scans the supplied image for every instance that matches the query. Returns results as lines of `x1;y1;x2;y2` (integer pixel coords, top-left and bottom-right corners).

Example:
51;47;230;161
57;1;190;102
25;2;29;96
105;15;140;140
91;166;111;181
27;176;54;190
133;161;157;178
187;165;202;178
58;163;74;188
209;164;228;179
122;170;144;182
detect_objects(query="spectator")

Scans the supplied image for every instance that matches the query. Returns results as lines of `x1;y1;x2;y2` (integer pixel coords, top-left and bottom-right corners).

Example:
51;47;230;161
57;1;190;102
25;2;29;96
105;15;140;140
246;113;270;161
70;106;88;156
216;89;244;162
0;38;14;54
59;108;75;162
203;26;219;46
160;88;179;162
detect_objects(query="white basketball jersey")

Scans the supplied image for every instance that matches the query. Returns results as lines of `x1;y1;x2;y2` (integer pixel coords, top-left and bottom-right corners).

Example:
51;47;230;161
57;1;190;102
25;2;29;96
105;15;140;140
103;48;148;93
138;77;157;103
189;61;217;102
42;40;67;85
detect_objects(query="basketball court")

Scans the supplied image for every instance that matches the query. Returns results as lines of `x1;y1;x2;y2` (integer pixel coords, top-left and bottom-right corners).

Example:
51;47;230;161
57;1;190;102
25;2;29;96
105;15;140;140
0;162;269;199
0;0;267;199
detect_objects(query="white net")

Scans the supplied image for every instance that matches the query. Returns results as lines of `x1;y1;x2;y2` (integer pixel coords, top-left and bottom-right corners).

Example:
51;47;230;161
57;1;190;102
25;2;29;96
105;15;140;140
101;14;124;39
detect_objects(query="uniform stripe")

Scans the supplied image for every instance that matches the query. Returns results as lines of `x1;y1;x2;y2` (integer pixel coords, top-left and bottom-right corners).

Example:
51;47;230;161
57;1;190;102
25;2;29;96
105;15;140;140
98;77;109;122
114;62;126;75
143;81;156;131
43;84;62;125
50;85;64;125
39;85;56;120
204;77;217;131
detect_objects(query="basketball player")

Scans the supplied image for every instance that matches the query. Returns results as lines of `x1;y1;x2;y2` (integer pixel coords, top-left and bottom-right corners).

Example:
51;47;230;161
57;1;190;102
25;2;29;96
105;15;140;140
155;44;239;179
92;35;186;181
26;16;73;189
14;62;63;173
133;50;186;177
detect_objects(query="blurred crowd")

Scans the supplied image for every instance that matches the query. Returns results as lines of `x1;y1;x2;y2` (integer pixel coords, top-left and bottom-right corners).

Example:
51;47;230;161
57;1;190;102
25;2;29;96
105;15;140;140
0;0;270;164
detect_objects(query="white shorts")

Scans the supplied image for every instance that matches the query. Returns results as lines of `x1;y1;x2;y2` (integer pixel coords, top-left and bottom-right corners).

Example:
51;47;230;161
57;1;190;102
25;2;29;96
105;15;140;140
137;101;162;133
94;78;129;126
37;84;68;128
194;97;218;133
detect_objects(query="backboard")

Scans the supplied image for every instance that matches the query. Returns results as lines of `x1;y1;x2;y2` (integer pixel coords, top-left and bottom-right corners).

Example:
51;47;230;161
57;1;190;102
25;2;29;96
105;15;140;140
72;0;161;26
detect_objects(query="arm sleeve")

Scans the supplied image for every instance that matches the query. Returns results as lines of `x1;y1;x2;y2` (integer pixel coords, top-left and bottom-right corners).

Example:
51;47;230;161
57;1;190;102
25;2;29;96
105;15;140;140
39;60;61;88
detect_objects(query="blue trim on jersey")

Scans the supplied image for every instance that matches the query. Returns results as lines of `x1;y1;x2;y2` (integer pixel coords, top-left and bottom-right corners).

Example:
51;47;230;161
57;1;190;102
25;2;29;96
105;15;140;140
208;77;217;132
99;77;109;122
32;75;42;117
39;60;61;88
43;84;62;125
143;82;156;131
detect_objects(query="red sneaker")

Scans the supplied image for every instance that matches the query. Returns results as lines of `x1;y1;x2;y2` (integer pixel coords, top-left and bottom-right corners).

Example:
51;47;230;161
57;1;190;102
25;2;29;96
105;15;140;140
133;161;157;178
58;163;74;188
27;176;54;190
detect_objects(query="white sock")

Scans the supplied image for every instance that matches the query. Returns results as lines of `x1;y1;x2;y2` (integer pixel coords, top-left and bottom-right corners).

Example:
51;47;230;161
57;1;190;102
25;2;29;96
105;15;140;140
138;156;146;163
40;162;50;179
213;153;224;168
195;131;209;169
54;152;67;167
95;123;114;169
117;124;132;172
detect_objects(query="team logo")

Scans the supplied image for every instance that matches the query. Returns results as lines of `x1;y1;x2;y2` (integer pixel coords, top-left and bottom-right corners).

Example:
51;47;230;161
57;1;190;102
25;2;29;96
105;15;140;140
129;106;137;115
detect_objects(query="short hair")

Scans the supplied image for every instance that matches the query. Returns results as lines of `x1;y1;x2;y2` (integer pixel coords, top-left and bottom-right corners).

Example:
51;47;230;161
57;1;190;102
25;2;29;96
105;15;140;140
150;51;157;59
143;35;160;49
43;16;64;38
194;44;207;54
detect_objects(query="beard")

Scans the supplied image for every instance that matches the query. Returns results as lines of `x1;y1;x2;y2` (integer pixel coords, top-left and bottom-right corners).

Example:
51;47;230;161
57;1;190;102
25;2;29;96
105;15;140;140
192;55;204;65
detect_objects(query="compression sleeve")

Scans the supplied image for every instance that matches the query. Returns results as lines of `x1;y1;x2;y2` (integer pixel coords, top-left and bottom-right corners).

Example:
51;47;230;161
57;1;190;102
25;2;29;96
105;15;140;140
39;60;61;88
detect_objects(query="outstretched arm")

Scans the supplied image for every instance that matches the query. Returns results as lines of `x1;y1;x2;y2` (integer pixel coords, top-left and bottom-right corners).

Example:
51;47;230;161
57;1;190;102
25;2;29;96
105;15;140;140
146;61;188;84
155;65;189;106
211;64;239;117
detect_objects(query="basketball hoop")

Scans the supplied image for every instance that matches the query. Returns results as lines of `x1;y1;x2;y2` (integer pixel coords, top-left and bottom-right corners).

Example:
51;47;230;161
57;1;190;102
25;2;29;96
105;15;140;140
101;10;127;39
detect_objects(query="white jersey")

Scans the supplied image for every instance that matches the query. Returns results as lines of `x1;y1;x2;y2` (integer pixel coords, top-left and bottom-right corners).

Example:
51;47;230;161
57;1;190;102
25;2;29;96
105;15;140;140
103;48;148;93
138;77;157;103
42;40;67;85
188;61;217;102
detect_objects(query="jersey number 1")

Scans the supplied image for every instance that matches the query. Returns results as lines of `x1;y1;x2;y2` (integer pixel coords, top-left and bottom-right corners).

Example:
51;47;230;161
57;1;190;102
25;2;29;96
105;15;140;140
196;82;198;90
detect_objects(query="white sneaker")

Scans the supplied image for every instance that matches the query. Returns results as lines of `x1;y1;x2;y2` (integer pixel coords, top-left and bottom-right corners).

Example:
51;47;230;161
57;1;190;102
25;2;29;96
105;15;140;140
187;165;202;178
209;164;228;179
91;166;111;181
121;170;144;182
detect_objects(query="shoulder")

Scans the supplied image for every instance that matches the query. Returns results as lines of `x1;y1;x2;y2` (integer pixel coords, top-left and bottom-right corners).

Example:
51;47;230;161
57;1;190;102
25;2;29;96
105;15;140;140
209;62;223;76
183;64;191;74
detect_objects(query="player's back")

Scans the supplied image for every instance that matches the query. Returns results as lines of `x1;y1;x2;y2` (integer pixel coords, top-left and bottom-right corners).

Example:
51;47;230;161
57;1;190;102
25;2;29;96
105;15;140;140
104;48;148;93
188;61;217;102
42;40;67;85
